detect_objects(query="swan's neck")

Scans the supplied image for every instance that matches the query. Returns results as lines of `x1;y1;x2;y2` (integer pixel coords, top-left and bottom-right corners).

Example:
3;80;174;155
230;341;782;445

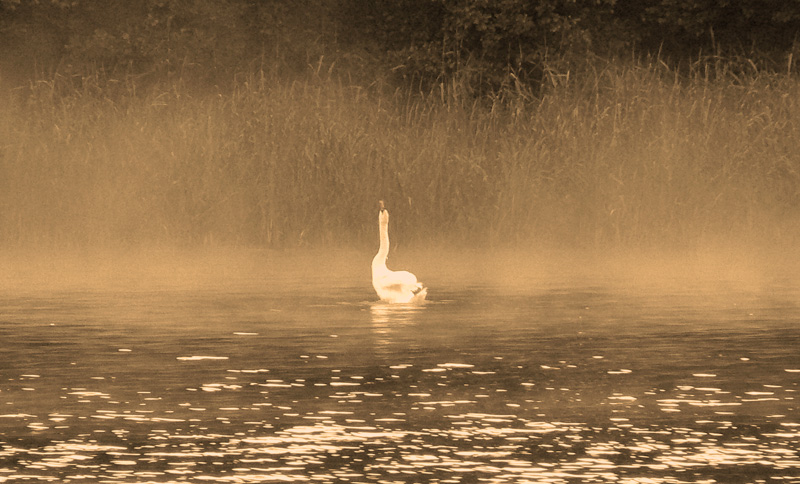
372;216;389;270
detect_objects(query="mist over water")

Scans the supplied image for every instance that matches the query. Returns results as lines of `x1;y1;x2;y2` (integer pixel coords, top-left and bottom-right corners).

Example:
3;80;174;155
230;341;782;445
1;249;799;483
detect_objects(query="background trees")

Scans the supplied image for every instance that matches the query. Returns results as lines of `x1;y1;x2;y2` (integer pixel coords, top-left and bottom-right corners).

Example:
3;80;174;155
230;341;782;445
2;0;799;91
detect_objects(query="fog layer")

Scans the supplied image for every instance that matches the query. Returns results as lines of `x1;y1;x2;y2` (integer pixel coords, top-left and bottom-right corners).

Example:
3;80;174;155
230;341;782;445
2;59;800;251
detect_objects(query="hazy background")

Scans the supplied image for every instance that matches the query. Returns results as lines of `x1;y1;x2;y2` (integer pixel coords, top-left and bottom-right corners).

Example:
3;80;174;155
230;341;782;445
1;0;799;271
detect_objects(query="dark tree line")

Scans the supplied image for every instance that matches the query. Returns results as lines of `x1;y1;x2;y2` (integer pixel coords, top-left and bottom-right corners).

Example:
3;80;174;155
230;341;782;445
2;0;799;91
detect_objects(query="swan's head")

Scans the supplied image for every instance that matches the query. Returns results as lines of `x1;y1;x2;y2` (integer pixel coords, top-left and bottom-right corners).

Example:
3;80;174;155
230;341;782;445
378;200;389;226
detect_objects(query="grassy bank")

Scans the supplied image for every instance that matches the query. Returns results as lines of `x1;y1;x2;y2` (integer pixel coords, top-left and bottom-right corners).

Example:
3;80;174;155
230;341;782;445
2;58;799;251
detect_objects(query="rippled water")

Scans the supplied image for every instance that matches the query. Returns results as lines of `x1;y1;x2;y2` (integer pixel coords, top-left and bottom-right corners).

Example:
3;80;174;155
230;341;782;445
1;252;799;483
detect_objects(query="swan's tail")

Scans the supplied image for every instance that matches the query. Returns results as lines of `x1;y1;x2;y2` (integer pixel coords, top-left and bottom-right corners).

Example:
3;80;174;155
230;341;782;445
410;284;428;305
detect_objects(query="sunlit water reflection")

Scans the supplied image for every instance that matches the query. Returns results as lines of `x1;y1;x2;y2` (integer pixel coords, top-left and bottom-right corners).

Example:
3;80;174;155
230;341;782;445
1;253;799;483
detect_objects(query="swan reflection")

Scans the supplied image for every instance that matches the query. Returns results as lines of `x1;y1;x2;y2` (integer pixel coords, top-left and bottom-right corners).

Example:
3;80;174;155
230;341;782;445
370;302;426;326
369;302;427;352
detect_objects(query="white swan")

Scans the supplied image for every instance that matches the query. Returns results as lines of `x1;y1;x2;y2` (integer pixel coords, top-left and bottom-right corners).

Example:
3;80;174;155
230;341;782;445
371;200;427;304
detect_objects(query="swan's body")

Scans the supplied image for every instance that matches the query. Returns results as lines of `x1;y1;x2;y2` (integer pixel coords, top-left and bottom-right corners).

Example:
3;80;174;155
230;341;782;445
371;201;427;304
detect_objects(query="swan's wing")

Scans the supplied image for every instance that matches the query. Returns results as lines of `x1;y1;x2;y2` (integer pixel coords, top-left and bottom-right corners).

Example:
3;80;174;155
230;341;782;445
374;271;417;290
381;283;410;293
374;270;425;304
388;270;419;286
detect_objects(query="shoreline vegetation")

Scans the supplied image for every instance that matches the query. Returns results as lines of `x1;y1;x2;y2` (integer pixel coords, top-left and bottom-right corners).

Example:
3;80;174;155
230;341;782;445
2;57;799;253
1;1;799;254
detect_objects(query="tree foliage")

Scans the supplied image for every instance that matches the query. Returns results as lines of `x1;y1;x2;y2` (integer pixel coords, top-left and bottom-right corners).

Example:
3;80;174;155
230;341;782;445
1;0;799;91
618;0;800;58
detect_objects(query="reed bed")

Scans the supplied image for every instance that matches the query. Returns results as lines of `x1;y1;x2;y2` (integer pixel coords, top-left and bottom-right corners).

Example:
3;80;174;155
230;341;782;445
1;58;799;251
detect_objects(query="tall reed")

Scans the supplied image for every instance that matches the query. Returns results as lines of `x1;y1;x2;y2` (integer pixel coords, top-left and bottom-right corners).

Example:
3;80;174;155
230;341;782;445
1;58;798;250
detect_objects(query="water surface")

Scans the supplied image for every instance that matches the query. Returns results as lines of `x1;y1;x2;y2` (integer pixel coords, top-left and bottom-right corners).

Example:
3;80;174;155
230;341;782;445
1;251;799;483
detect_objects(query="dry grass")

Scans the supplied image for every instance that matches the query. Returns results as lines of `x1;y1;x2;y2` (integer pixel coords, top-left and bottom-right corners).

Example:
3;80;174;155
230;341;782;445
1;58;799;251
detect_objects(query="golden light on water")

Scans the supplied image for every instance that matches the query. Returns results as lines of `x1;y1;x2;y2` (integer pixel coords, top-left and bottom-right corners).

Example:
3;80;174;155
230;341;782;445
1;251;799;483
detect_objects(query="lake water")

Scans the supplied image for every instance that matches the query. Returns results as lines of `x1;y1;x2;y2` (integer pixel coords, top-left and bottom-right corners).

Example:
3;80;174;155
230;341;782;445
1;250;799;483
